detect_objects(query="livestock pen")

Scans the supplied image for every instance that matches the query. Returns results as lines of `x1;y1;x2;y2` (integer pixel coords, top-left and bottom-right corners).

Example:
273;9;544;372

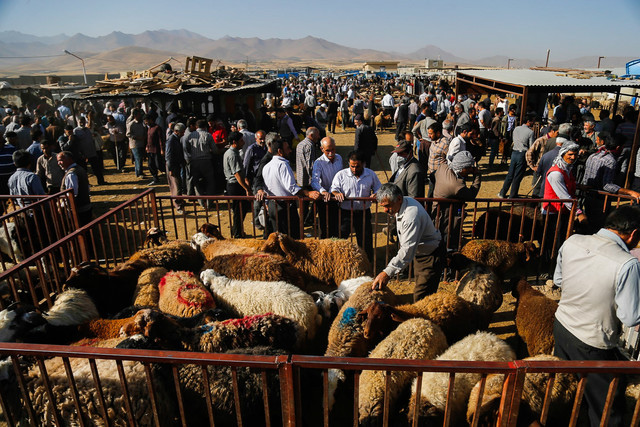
1;190;640;426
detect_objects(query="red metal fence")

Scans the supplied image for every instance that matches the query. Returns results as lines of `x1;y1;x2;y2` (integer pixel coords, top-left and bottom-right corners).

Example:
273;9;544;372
1;190;639;425
0;343;639;427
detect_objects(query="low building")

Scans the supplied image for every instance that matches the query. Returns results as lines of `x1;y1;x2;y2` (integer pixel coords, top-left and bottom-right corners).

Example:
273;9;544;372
425;59;444;69
362;61;400;73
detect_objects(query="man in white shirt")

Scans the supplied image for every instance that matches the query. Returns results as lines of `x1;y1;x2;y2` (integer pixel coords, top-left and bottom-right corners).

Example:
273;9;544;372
311;136;343;238
331;150;381;261
447;123;471;165
263;137;319;239
381;91;395;117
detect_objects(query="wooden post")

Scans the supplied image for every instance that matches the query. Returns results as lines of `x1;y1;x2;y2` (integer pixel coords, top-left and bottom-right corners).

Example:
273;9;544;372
624;107;640;188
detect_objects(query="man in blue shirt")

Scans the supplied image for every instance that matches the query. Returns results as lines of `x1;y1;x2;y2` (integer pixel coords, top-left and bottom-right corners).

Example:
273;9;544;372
8;150;45;207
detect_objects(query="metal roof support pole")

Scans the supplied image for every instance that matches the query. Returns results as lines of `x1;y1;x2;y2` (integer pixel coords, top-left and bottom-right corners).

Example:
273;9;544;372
519;87;529;124
613;87;621;117
624;107;640;188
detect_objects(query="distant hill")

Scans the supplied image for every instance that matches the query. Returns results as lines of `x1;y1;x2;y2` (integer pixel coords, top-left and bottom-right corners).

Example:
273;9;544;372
0;29;634;76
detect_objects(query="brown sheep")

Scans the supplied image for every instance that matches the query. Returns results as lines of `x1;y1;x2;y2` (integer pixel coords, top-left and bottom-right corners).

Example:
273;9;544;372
358;291;491;345
268;232;372;286
466;354;577;427
132;266;167;307
203;253;333;294
455;263;504;314
512;278;558;356
453;239;539;278
126;240;204;273
158;271;215;318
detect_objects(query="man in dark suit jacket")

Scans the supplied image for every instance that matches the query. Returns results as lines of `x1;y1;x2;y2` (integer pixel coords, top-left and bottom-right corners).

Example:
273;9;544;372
391;140;425;198
395;98;409;140
353;114;378;169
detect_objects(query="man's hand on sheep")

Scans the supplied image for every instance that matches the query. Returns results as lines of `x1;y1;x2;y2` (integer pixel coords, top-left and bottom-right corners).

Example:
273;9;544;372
371;271;390;290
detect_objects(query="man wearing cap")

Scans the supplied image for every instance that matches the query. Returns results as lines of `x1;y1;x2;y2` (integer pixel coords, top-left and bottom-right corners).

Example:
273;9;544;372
353;115;378;169
315;104;328;132
391;139;425;198
372;183;443;302
434;151;481;250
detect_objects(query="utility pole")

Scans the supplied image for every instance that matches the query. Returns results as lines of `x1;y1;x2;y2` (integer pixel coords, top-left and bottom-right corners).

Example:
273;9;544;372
598;56;606;68
507;58;514;69
545;49;550;67
63;50;87;84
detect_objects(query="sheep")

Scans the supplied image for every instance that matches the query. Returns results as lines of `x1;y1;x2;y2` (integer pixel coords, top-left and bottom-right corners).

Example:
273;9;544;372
324;280;397;411
473;205;543;242
132;266;167;308
466;354;578;427
0;288;99;343
119;309;298;354
201;269;320;346
158;271;215;318
455;263;503;314
358;291;490;346
409;332;516;426
63;260;149;317
358;318;448;427
512;278;558;356
265;232;373;287
312;276;372;321
203;253;333;294
178;346;287;426
126;240;204;273
0;222;24;262
144;227;168;247
5;356;177;426
452;239;539;278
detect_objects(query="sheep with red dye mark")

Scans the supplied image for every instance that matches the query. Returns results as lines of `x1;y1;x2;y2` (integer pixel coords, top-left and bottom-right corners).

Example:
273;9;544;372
201;269;320;348
157;271;215;318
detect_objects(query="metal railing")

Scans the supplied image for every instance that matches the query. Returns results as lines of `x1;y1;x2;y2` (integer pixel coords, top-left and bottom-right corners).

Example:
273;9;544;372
0;190;157;310
1;343;639;427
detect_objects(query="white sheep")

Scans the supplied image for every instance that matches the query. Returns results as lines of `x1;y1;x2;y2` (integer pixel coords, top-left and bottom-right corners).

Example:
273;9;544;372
358;318;448;426
201;269;321;347
409;331;516;425
313;276;373;320
0;222;23;262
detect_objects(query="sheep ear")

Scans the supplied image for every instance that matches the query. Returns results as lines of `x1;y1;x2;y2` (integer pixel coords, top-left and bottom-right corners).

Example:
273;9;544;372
389;309;409;322
356;310;368;322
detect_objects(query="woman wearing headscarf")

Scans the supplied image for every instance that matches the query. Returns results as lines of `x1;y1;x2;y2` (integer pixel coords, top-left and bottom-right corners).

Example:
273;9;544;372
542;140;585;271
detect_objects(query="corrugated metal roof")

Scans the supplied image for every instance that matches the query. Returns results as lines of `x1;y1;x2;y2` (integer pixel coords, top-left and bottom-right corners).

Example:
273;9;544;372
65;79;278;100
457;69;640;88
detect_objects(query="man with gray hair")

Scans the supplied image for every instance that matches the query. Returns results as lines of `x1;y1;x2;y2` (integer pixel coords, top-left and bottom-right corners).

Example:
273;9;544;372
442;119;454;141
371;183;443;301
237;119;255;147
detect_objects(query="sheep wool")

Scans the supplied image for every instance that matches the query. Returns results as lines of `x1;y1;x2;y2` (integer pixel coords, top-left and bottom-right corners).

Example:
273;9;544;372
42;288;99;326
325;281;396;410
459;239;538;277
158;271;215;318
133;267;167;308
466;354;577;426
513;279;558;356
204;253;333;294
127;240;204;273
197;313;298;353
20;357;176;426
358;319;448;426
271;233;373;286
410;332;515;425
455;264;503;314
200;237;267;260
201;269;320;345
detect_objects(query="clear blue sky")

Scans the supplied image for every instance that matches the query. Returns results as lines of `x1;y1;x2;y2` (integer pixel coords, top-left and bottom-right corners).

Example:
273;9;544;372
1;0;639;60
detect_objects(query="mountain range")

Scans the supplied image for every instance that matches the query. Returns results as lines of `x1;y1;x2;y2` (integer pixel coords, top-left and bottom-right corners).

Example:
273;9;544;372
0;29;634;76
